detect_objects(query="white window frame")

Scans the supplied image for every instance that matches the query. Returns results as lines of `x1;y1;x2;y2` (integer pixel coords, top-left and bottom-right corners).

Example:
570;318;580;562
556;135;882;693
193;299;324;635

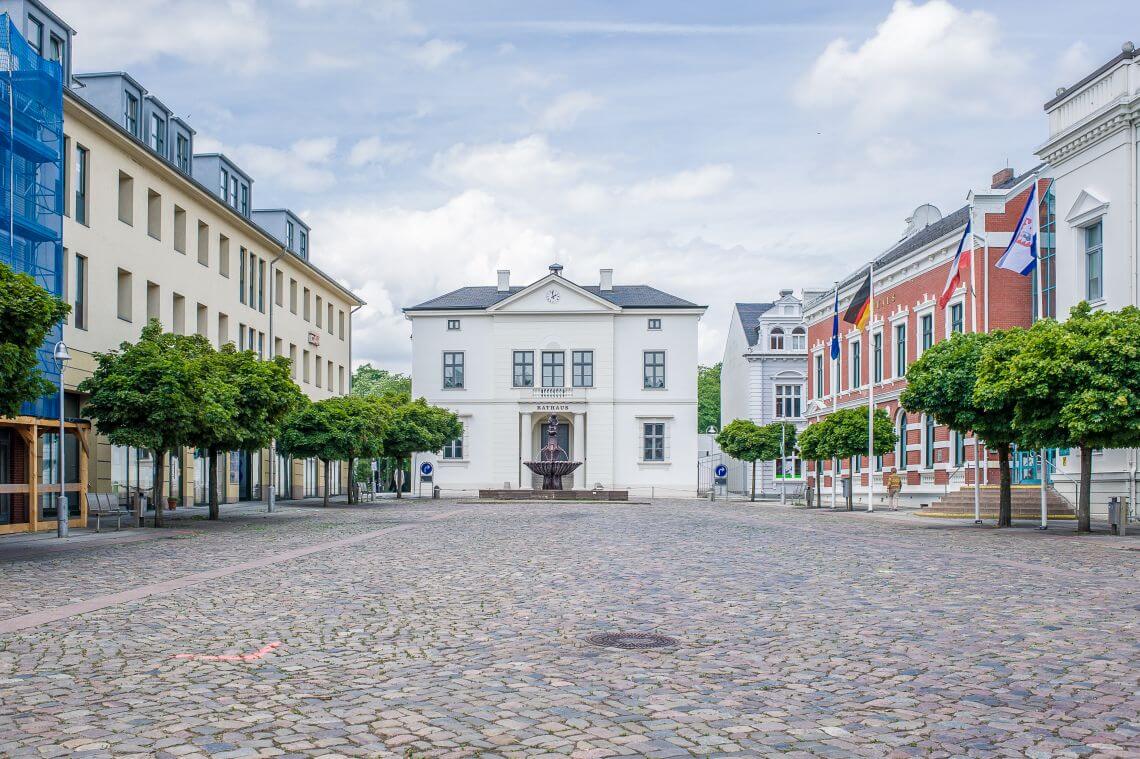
790;327;806;351
774;383;802;420
813;350;824;399
1084;220;1104;303
945;298;966;338
441;420;467;461
914;305;935;359
638;418;670;464
871;329;883;384
442;351;464;389
848;335;861;389
643;350;666;389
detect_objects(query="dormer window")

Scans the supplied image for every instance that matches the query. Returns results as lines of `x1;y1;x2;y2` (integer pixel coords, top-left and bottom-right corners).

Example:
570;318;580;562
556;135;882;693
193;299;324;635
229;175;239;207
220;169;229;200
648;318;662;330
150;114;166;154
240;185;249;216
48;34;64;67
299;230;308;258
175;134;190;172
791;327;806;350
769;327;785;350
286;221;295;250
124;93;140;137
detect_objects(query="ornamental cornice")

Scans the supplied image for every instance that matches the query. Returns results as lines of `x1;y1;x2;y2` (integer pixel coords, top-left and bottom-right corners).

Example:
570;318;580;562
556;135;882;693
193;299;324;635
1038;108;1137;165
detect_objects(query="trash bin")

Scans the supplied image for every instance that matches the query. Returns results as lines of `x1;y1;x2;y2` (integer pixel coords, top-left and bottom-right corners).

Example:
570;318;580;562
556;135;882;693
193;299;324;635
432;485;440;500
841;477;851;500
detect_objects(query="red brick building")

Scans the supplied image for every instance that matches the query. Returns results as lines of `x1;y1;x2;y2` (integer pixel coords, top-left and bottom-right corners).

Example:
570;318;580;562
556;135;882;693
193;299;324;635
803;170;1049;508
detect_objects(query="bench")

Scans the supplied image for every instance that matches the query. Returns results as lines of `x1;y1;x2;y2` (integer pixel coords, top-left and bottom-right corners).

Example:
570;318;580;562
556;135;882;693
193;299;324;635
88;492;133;532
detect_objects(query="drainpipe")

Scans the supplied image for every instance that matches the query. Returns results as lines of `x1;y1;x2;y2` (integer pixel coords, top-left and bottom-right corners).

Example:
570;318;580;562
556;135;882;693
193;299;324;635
266;248;286;513
348;303;363;393
1131;122;1139;522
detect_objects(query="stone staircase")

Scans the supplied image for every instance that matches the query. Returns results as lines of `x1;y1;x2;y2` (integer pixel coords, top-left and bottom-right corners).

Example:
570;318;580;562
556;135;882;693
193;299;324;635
921;484;1076;519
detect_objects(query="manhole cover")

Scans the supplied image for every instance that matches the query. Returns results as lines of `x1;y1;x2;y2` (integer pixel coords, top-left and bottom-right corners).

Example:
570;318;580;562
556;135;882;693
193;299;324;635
583;631;678;650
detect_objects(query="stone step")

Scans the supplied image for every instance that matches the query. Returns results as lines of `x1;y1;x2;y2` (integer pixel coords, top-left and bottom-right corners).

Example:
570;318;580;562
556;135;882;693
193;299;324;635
922;485;1075;519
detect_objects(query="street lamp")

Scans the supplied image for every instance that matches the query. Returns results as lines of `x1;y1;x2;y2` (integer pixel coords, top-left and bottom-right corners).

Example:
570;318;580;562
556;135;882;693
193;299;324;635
53;340;71;538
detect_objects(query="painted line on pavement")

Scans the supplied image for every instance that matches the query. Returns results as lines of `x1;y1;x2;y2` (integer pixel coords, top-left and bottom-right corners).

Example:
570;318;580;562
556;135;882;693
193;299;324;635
0;508;468;634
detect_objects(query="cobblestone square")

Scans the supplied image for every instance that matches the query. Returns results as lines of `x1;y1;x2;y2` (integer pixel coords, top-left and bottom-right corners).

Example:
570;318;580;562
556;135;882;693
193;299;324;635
0;499;1137;758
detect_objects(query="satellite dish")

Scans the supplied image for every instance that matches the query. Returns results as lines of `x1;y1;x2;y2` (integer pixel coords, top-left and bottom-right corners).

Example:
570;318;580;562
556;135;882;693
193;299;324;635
903;204;942;238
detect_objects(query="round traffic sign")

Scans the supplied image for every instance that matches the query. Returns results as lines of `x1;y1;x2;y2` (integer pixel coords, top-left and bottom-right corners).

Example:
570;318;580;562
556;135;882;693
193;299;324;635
714;464;728;478
420;461;434;476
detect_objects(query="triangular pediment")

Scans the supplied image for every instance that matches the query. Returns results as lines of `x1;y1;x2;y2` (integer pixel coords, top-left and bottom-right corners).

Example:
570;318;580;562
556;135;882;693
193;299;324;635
1065;189;1110;226
487;273;622;313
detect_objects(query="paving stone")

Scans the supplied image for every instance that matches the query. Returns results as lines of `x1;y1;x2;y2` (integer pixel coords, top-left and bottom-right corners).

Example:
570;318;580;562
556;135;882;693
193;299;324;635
0;499;1137;757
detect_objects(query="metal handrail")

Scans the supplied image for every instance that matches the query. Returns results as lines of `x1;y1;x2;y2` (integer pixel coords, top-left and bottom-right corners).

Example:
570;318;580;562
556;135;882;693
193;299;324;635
1043;457;1078;511
943;464;967;497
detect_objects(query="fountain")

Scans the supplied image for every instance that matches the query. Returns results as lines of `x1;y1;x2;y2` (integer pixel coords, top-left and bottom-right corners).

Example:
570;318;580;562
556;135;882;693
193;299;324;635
524;414;582;490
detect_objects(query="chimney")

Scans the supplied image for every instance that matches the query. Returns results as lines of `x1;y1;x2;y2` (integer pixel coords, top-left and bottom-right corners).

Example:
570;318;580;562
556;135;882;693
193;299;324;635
599;268;613;291
497;269;510;292
991;167;1014;189
779;289;793;298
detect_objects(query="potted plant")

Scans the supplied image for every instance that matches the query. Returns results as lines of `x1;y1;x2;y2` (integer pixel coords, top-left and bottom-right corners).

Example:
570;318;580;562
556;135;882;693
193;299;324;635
166;496;178;511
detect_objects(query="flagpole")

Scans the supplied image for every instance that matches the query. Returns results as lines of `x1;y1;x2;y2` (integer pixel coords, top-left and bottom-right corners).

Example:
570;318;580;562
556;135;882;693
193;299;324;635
1032;175;1049;531
968;200;982;525
867;262;875;513
831;282;838;510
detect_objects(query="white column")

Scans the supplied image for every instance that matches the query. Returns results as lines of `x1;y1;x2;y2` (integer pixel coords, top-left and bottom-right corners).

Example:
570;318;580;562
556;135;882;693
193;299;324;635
520;413;533;489
573;412;585;489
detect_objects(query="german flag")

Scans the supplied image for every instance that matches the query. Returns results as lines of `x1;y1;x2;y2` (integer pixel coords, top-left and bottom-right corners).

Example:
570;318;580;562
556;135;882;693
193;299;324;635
842;270;872;329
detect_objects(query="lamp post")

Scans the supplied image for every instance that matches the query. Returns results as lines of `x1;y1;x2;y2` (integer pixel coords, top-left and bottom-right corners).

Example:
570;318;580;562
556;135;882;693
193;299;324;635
53;340;71;538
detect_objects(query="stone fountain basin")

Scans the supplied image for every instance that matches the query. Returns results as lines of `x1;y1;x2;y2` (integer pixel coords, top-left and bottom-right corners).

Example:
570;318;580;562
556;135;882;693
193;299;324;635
523;461;582;475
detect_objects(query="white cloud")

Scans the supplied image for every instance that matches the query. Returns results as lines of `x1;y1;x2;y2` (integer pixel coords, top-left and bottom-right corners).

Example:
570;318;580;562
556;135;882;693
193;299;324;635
408;39;464;69
52;0;270;73
627;164;734;203
1056;42;1094;88
196;136;338;193
348;136;415;167
431;135;585;189
796;0;1025;127
537;91;605;131
303;51;358;71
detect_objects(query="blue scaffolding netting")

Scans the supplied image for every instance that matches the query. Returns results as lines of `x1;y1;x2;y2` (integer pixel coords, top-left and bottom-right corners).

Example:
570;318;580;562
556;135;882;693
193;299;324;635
0;13;64;419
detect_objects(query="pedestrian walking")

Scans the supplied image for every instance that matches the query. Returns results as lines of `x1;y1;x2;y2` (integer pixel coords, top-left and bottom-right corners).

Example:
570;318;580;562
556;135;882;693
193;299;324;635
886;468;902;511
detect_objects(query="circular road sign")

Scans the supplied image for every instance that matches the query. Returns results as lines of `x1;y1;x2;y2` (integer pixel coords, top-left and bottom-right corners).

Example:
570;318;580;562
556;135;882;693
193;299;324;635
420;461;434;477
714;464;728;478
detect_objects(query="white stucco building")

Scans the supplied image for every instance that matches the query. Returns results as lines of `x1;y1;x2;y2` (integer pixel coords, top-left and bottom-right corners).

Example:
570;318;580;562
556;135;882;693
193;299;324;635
1037;42;1140;516
719;289;824;493
405;265;707;495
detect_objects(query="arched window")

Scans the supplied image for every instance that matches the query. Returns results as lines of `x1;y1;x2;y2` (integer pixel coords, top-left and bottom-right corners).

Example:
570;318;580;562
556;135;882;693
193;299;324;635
924;414;936;468
769;327;785;350
791;327;806;350
897;412;908;470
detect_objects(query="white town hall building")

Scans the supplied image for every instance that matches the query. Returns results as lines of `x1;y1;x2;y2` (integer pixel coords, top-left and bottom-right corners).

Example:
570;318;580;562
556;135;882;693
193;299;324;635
405;264;707;494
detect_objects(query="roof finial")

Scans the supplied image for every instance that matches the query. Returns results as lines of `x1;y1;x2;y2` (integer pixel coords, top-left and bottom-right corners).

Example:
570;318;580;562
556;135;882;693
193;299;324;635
548;262;563;276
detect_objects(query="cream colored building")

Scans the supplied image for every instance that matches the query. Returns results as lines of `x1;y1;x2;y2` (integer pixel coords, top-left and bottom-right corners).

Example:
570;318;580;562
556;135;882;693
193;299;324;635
60;72;363;509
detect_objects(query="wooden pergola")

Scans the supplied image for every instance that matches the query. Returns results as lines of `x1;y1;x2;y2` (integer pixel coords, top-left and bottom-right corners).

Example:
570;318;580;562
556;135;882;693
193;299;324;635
0;415;90;535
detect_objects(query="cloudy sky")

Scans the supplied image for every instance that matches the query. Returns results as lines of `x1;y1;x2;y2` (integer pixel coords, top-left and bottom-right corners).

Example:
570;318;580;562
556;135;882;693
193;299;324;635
53;0;1140;370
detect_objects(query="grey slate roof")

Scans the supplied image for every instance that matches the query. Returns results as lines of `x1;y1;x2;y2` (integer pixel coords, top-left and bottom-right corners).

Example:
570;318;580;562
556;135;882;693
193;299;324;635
805;205;970;312
735;302;775;347
405;283;701;311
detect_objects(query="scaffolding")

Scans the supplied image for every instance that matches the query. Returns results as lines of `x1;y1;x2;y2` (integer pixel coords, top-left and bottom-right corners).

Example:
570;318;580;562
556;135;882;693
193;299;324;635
0;12;64;420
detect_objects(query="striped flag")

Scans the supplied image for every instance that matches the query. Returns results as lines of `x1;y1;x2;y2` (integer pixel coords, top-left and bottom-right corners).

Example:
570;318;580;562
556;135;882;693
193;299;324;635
938;220;972;309
842;270;872;329
996;182;1038;275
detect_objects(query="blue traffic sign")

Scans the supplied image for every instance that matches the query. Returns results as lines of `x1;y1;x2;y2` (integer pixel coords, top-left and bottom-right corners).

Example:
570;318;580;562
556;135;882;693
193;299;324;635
420;461;434;477
714;464;728;478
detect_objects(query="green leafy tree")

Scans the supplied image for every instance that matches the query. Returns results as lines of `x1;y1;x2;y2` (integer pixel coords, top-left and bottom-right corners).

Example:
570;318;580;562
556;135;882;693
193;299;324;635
763;421;798;488
351;364;411;400
977;303;1140;532
828;406;897;510
716;418;769;501
193;347;306;520
903;331;1021;526
797;421;833;507
0;262;70;416
79;321;215;527
697;363;721;433
381;398;461;499
278;395;389;506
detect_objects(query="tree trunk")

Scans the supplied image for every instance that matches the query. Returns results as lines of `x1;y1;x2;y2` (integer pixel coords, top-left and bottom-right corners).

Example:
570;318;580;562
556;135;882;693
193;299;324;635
1078;444;1092;533
153;449;165;528
322;459;330;507
815;461;822;508
997;443;1012;528
208;446;220;520
395;458;404;499
348;456;357;504
750;460;756;502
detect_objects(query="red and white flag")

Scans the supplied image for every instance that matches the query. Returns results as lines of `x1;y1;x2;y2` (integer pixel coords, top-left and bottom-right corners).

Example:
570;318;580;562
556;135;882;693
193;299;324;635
938;220;972;309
